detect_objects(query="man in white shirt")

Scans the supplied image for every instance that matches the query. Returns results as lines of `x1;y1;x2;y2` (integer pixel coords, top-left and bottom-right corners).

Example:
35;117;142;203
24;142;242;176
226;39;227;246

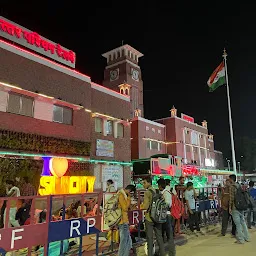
4;180;21;227
158;179;176;256
185;182;201;235
165;179;177;195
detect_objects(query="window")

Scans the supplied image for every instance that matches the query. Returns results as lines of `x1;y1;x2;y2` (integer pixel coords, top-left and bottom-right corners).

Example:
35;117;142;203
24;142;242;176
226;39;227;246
53;105;73;124
158;130;161;134
147;140;151;149
191;131;198;145
95;117;103;133
158;142;162;151
151;141;158;150
152;128;155;133
7;93;34;117
146;126;149;131
186;145;191;152
106;120;113;135
117;123;124;138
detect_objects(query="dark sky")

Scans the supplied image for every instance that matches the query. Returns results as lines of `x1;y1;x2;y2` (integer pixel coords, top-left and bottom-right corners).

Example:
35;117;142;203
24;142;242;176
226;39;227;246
1;1;255;158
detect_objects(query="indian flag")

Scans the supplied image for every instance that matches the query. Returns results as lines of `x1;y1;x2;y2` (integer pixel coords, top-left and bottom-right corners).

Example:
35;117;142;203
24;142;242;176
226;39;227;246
207;61;226;92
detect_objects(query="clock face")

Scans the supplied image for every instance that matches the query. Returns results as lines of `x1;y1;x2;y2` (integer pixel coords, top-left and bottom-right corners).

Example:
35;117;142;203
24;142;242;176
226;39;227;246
110;69;119;81
131;69;139;81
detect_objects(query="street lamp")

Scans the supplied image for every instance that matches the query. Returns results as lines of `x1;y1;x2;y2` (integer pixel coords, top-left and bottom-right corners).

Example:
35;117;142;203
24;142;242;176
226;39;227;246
226;159;230;171
238;162;241;183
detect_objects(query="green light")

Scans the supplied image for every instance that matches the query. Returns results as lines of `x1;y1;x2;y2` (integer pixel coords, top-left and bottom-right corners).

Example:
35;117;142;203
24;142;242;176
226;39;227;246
90;159;132;166
152;175;207;189
0;151;132;166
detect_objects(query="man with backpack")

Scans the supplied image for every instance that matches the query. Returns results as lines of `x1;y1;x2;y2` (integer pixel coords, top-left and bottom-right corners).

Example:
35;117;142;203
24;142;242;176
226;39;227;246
229;174;250;244
141;176;165;256
157;179;176;256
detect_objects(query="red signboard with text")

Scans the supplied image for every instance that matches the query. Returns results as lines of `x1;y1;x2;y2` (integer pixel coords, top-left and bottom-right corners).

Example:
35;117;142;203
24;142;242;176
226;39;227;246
0;16;76;68
181;113;194;123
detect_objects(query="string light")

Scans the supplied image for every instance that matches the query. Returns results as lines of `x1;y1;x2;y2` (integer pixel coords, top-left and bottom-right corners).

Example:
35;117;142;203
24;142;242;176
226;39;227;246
0;151;132;166
0;81;128;122
142;138;179;145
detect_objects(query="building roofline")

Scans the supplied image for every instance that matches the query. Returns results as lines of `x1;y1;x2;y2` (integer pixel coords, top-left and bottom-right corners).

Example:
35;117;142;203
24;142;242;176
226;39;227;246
102;44;143;58
0;39;130;102
91;82;130;102
131;116;165;128
154;116;208;129
0;39;91;83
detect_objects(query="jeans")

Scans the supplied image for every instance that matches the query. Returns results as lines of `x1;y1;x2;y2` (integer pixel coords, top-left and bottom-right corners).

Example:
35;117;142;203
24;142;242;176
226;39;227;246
145;220;165;256
165;215;176;256
247;208;256;228
118;223;132;256
4;207;20;228
188;210;200;232
232;209;250;243
221;209;236;236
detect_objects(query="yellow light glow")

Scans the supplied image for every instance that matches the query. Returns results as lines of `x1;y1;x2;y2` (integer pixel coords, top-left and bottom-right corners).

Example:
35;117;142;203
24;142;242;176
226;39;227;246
38;176;96;195
142;138;180;145
39;176;55;195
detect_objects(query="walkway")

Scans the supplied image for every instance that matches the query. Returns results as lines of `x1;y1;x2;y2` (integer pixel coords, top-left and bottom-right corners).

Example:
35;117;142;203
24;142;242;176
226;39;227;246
177;229;256;256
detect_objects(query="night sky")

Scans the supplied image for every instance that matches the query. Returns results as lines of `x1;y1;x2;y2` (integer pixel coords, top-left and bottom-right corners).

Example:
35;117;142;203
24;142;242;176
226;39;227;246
1;1;255;159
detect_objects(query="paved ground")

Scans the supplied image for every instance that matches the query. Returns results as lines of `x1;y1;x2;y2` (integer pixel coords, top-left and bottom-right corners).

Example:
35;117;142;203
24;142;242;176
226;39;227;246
176;229;256;256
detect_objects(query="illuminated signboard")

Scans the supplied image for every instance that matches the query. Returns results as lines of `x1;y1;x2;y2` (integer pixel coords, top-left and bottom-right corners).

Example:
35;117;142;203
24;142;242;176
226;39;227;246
0;16;76;68
181;113;194;123
39;157;96;195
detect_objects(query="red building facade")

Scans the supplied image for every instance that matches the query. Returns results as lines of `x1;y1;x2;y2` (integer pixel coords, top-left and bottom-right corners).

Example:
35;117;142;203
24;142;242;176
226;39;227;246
0;16;133;191
131;106;217;169
156;107;215;168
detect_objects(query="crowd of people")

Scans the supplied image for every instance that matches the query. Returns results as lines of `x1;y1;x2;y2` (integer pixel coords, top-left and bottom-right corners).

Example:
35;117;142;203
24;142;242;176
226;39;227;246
219;175;256;244
1;174;256;255
108;174;256;256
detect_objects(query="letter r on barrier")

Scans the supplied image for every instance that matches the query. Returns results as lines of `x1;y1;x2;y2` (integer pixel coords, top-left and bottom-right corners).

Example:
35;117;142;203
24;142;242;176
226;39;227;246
87;217;96;234
70;220;81;237
210;200;215;209
11;228;24;249
133;211;139;224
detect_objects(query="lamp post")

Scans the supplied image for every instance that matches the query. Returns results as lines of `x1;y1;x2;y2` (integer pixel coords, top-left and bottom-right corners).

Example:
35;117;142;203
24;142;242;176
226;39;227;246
227;159;230;171
238;161;241;183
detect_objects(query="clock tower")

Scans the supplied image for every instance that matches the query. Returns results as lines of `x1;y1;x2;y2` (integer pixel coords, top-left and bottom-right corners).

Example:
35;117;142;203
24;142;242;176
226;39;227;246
102;44;144;117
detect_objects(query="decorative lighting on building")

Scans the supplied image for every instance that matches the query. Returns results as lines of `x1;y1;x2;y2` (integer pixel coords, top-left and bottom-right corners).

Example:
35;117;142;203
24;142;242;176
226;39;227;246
170;106;177;117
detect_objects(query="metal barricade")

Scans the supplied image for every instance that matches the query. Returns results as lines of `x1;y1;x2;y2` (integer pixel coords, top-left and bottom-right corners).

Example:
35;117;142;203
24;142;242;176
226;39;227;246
175;186;222;235
0;192;102;255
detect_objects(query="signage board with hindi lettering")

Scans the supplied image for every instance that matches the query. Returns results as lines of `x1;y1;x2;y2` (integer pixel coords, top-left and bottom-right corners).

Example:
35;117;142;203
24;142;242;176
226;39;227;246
181;113;194;123
0;16;76;68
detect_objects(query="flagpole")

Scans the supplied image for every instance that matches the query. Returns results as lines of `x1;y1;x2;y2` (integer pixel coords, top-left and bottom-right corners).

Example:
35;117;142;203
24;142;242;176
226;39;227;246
223;49;237;176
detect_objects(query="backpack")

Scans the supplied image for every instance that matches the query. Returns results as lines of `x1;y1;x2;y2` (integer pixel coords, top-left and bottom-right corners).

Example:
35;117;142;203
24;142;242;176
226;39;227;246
234;186;250;211
149;189;168;223
171;194;185;219
104;193;122;228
